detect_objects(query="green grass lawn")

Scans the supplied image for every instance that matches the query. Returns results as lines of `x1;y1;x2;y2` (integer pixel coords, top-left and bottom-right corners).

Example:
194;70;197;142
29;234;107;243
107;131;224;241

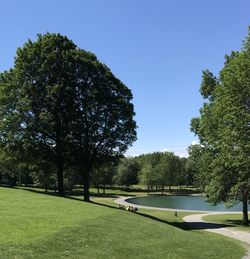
0;187;246;258
203;214;250;232
92;196;194;227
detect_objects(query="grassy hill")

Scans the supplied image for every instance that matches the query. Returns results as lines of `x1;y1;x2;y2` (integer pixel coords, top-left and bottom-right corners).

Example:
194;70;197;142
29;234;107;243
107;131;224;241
0;187;245;258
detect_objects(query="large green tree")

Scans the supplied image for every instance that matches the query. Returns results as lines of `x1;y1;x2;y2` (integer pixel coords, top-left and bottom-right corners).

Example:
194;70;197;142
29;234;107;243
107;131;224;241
0;33;137;200
191;31;250;225
67;50;136;201
69;52;136;201
0;34;77;195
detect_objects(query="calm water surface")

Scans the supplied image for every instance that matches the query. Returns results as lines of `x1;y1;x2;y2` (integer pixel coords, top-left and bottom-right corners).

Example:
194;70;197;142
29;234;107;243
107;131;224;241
127;195;244;211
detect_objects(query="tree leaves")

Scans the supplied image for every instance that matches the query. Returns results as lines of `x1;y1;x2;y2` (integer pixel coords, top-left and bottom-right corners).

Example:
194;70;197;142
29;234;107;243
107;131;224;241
0;33;137;199
191;29;250;224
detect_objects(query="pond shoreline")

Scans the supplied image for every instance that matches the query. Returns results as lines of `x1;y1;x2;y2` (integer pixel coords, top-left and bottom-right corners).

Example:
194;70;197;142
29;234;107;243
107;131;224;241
114;196;243;213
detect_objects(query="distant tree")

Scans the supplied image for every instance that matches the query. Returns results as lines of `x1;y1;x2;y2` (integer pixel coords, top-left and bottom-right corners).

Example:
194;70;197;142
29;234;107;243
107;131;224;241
137;152;162;190
175;157;188;187
31;162;56;192
171;155;184;188
187;144;207;188
137;152;187;192
154;152;179;191
136;152;163;168
115;158;139;188
139;162;155;193
191;30;250;225
91;160;117;194
155;160;167;194
0;150;18;186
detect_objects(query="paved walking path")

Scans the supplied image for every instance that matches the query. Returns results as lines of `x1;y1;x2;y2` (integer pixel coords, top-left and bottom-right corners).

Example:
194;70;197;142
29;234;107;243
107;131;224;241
183;213;250;244
183;213;250;258
115;197;250;258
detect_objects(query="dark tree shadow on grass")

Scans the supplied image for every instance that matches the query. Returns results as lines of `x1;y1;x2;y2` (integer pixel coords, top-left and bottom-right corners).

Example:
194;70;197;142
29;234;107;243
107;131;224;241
0;184;18;189
17;186;137;198
135;212;232;231
14;186;112;198
17;187;61;196
5;185;235;231
221;219;250;227
181;221;231;230
136;212;192;230
14;186;120;210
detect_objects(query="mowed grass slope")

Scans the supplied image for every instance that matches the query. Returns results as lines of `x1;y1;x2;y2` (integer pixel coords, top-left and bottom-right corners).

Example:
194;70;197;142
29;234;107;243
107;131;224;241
0;187;245;259
203;214;250;232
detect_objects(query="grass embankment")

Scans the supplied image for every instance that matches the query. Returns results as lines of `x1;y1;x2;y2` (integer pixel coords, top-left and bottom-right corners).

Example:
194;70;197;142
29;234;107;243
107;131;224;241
203;214;250;232
0;187;246;259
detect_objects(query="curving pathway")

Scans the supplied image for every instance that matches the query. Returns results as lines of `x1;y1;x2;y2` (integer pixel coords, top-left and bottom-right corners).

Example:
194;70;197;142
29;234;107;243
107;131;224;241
183;213;250;244
183;213;250;259
115;197;250;258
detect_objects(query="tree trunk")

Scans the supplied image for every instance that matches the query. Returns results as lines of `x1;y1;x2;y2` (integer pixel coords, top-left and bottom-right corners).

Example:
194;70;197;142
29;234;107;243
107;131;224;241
57;161;64;196
161;185;164;195
83;166;90;202
242;189;249;226
45;182;48;193
18;168;21;187
103;183;106;194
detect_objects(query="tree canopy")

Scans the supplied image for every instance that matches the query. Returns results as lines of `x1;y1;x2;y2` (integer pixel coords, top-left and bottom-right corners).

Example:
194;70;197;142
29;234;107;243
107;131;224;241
191;30;250;225
0;33;137;201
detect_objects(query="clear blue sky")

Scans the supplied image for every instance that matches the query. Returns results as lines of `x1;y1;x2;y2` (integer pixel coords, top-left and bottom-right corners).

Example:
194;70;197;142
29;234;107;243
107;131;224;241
1;0;249;157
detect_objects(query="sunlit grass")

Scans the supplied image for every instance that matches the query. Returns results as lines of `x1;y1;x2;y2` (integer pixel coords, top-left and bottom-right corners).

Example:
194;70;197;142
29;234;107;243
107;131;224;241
0;187;246;258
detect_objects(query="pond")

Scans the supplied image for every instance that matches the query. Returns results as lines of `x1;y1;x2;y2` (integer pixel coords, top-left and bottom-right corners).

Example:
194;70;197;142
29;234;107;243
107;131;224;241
126;195;245;212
